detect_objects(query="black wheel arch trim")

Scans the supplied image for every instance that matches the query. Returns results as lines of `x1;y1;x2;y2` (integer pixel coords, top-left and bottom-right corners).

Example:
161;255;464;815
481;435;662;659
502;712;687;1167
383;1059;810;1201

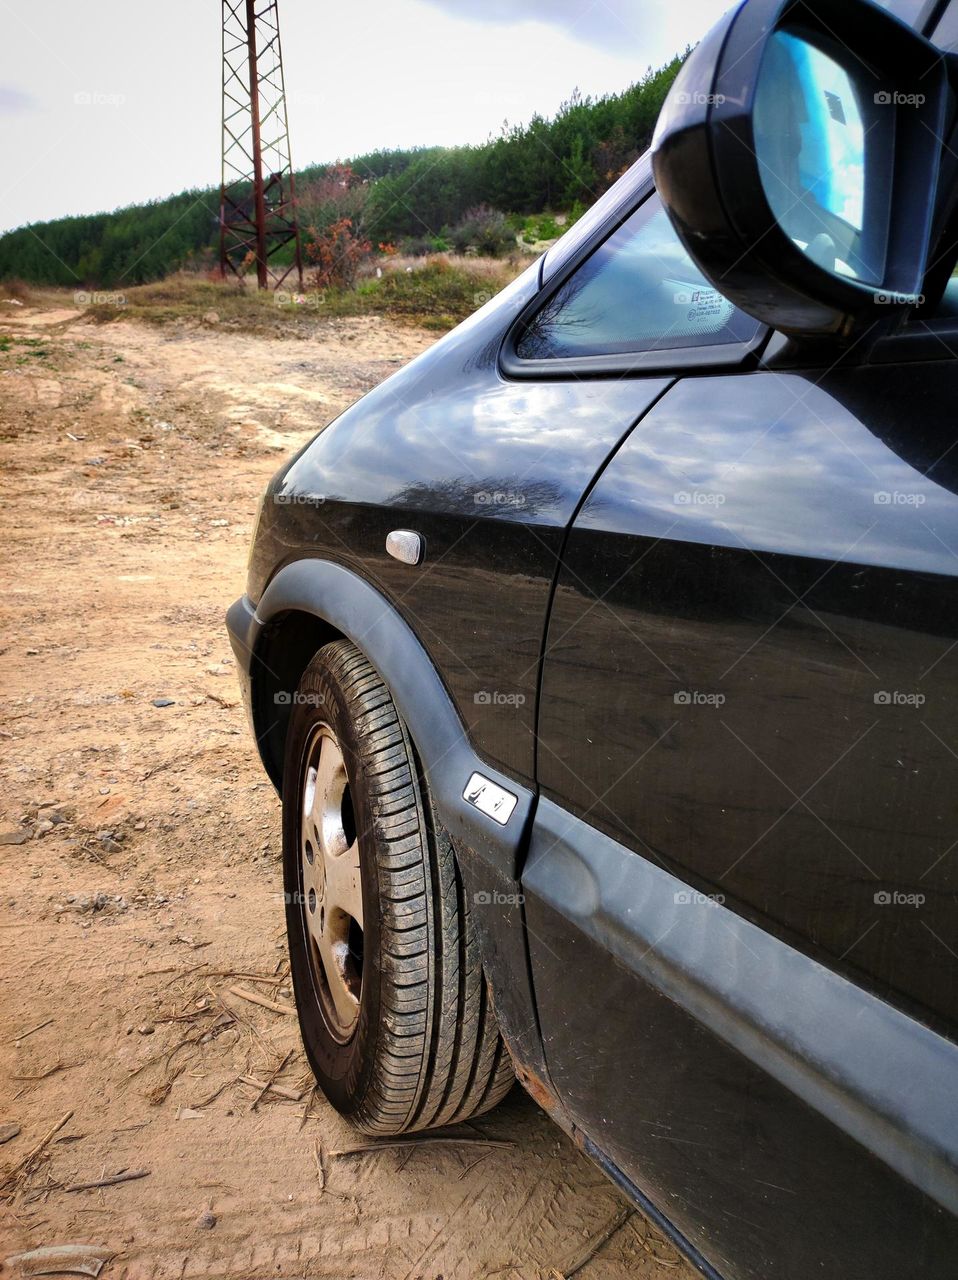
226;559;555;1088
227;558;534;879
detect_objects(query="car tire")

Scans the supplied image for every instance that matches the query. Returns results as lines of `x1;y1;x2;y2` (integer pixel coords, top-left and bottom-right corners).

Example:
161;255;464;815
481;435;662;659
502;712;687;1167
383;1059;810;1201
282;637;514;1134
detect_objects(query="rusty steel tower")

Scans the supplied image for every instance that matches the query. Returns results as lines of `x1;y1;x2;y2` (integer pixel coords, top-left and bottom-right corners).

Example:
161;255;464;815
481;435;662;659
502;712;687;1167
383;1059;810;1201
219;0;303;289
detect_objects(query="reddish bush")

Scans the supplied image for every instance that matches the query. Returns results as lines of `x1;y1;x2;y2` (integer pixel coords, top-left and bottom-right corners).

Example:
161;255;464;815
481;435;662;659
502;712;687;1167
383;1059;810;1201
296;164;368;233
304;218;371;290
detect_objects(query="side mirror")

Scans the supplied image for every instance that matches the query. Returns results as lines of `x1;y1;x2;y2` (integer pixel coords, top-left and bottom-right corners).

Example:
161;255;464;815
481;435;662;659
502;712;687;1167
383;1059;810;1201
651;0;952;336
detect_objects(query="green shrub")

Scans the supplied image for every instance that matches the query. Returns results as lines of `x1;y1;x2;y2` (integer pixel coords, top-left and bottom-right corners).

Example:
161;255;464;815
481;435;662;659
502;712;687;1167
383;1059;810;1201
448;205;514;257
535;215;562;240
400;234;450;256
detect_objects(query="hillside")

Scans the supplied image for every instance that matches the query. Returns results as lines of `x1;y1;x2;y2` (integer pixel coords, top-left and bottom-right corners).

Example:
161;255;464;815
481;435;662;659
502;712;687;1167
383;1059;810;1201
0;58;682;288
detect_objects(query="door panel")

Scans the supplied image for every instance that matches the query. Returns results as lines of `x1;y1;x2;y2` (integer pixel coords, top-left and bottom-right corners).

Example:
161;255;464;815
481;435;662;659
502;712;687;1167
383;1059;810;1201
528;361;958;1277
537;363;958;1032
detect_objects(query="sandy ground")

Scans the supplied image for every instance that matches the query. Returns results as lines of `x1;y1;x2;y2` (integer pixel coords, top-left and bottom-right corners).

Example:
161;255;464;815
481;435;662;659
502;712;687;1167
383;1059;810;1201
0;300;696;1280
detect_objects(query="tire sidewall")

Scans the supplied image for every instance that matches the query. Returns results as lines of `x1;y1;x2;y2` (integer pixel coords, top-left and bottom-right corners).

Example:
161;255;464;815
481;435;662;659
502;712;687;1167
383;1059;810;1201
282;656;384;1116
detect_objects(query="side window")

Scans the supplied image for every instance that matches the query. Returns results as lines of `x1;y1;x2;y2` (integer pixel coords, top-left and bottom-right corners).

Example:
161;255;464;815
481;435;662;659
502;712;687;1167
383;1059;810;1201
515;192;762;362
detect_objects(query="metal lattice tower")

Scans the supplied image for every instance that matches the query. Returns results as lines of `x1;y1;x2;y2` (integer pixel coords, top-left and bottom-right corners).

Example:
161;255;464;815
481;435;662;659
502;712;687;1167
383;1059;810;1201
219;0;303;289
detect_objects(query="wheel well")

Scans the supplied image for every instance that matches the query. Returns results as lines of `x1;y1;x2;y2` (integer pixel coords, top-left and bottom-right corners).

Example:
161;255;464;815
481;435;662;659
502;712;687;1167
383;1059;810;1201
251;608;343;788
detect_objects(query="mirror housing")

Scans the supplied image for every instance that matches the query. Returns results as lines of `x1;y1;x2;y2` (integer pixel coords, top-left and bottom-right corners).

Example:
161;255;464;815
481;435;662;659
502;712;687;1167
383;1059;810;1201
652;0;952;336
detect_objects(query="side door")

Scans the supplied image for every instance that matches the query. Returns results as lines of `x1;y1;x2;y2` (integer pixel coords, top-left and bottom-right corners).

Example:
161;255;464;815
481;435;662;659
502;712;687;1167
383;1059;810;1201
526;354;958;1280
516;87;958;1280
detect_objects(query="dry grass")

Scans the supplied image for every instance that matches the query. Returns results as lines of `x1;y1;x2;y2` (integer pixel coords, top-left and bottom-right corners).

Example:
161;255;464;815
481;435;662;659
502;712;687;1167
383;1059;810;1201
78;255;527;336
0;277;35;303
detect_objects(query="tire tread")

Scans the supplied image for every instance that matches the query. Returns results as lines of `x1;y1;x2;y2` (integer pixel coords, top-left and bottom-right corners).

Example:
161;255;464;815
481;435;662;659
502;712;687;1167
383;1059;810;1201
297;639;513;1135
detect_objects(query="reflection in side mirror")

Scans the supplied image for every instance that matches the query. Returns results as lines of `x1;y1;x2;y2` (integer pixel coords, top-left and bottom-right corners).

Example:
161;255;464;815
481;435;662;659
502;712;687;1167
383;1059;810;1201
754;31;876;285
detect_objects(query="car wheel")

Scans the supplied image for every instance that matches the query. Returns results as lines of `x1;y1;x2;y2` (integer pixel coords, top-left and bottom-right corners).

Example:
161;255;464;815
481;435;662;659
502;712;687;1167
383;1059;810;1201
282;638;514;1134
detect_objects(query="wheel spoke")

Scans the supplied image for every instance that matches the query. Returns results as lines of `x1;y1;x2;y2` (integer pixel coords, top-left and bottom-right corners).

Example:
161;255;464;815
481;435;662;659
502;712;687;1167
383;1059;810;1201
325;838;363;930
298;723;363;1040
312;735;348;857
316;917;360;1029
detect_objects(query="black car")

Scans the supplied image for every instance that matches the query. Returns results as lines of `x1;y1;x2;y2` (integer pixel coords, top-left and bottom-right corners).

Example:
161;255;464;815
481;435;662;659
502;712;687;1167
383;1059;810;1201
227;1;958;1275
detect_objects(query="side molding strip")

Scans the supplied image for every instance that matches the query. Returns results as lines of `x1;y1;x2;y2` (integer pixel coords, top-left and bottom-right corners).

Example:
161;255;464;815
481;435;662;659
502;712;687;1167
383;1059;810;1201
523;798;958;1215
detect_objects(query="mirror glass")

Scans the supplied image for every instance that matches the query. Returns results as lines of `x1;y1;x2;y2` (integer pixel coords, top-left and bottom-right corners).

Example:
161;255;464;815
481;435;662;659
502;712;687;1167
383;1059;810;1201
754;30;880;284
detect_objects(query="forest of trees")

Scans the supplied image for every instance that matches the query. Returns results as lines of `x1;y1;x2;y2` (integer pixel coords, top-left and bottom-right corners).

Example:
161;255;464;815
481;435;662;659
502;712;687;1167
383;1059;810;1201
0;57;683;288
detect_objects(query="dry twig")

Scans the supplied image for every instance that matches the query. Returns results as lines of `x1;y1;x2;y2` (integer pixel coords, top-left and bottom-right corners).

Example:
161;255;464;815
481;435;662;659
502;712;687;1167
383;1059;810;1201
8;1017;53;1044
330;1136;515;1157
227;984;294;1015
557;1206;635;1279
65;1168;150;1193
0;1111;73;1199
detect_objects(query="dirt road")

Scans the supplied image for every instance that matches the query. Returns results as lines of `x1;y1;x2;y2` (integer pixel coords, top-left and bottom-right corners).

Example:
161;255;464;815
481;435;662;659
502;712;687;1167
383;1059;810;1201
0;301;696;1279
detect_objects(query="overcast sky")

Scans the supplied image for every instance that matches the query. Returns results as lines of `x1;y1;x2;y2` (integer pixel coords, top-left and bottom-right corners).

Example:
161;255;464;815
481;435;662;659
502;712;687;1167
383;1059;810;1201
0;0;731;234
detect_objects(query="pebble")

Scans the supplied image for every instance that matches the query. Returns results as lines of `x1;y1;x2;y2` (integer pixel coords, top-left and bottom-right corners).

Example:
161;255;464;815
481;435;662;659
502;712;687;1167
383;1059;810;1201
34;820;54;837
0;1122;21;1144
0;830;31;845
196;1210;217;1230
137;1024;155;1036
152;698;175;708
